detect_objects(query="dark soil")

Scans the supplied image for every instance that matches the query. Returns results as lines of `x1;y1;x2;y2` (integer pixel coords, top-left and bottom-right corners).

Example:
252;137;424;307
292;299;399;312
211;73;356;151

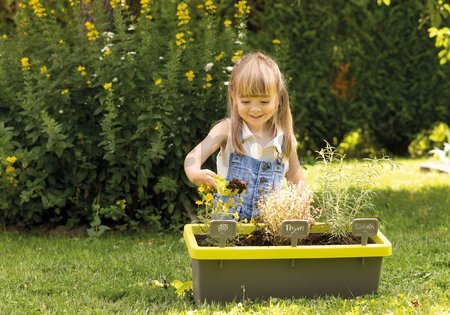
196;229;372;246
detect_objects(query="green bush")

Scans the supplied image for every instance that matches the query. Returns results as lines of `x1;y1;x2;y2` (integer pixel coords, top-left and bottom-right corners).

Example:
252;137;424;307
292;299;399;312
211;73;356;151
245;0;450;156
0;0;449;229
0;0;249;229
408;122;450;157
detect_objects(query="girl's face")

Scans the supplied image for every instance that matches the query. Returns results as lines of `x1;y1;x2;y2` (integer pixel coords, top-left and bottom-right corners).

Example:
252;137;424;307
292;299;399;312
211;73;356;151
236;94;277;132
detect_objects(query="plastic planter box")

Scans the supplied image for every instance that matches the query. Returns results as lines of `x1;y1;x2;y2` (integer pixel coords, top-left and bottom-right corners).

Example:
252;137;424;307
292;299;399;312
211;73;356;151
183;223;392;304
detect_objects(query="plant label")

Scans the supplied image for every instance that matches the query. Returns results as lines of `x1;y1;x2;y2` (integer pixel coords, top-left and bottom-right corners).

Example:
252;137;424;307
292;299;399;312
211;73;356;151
352;218;379;245
281;220;309;247
209;220;237;247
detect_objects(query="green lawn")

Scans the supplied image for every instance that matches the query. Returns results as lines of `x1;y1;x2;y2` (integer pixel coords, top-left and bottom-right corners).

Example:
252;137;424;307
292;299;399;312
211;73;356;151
0;159;449;314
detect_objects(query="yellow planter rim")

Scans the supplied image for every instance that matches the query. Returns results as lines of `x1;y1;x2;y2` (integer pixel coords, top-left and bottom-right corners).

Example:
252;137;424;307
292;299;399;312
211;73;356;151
183;223;392;260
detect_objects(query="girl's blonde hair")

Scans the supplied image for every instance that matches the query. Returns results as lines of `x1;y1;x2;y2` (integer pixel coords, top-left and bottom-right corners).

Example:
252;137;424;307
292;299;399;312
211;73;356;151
227;52;296;159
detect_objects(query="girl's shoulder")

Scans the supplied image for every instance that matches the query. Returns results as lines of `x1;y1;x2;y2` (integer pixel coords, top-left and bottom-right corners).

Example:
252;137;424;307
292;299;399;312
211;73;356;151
209;118;230;147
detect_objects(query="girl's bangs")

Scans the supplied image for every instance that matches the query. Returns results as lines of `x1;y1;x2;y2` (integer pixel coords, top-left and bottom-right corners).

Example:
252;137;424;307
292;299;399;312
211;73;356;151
235;63;277;97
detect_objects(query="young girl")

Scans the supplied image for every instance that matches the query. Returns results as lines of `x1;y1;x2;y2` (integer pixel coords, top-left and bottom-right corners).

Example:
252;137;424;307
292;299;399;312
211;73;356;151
184;52;308;221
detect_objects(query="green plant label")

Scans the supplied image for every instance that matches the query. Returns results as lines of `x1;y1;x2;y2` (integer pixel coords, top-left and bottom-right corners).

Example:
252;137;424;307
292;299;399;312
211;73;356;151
209;220;237;247
281;220;309;247
352;218;379;245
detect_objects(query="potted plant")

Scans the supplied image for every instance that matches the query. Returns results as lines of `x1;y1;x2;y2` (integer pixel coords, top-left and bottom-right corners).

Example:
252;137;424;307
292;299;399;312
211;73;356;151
184;144;393;304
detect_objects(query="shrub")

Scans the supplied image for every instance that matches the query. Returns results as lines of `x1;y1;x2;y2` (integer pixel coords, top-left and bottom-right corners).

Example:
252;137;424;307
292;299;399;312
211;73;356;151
408;122;450;158
0;0;250;229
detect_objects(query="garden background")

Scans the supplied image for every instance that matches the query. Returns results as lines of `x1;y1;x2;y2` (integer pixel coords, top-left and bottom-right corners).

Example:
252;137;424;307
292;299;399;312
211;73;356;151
0;0;449;232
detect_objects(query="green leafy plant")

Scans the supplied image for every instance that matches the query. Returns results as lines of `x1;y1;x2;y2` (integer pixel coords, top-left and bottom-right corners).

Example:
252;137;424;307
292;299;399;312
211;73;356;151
313;142;394;240
0;0;249;229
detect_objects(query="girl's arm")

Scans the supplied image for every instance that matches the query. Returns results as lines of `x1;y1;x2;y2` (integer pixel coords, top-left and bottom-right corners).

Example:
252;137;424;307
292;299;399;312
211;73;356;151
184;120;228;188
285;146;309;191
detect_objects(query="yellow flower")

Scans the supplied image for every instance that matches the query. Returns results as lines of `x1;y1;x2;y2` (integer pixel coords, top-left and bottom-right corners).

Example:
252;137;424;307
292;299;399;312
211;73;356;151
103;82;113;91
60;89;69;95
195;200;203;205
6;156;17;164
272;39;281;44
198;185;206;193
140;0;152;18
175;32;187;47
85;21;99;41
204;193;214;202
154;79;162;86
231;50;244;62
185;70;195;82
234;0;251;19
5;165;15;173
205;74;213;82
20;57;30;71
29;0;47;18
205;0;217;14
39;65;48;74
224;20;232;27
215;51;225;61
176;2;190;26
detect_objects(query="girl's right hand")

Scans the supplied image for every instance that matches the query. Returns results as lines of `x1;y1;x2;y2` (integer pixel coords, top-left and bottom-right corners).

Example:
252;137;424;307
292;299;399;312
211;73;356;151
190;169;217;189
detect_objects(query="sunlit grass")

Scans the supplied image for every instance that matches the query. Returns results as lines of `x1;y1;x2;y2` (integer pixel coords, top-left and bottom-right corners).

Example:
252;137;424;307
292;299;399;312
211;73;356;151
0;159;448;314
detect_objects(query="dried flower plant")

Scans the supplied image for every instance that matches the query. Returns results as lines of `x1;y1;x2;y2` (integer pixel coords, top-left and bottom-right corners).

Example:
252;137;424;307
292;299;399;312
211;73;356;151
257;183;315;245
314;142;394;240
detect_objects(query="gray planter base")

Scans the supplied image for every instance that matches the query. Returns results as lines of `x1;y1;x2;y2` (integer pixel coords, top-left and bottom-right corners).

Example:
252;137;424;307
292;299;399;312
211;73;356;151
192;256;383;303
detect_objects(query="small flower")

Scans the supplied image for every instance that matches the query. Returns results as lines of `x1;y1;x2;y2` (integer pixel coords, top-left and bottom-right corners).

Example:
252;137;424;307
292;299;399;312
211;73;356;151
5;165;15;173
6;156;17;164
103;82;113;91
39;65;47;74
154;78;162;86
204;62;214;71
215;51;225;61
185;70;195;82
60;89;69;95
195;200;203;205
224;20;232;27
204;0;217;14
176;2;190;26
231;50;244;62
85;21;99;41
175;32;187;47
234;0;251;19
20;57;30;71
272;39;281;44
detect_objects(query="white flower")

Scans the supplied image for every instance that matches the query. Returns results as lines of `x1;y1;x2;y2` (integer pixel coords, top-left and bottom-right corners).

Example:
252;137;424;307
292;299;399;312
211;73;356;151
112;77;118;83
102;32;115;40
128;24;136;31
204;62;214;72
127;51;137;55
159;56;164;60
226;66;233;72
235;40;243;45
224;81;229;86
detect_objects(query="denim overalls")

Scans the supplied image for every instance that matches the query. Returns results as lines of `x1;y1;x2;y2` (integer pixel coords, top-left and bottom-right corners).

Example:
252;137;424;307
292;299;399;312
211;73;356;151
224;151;285;221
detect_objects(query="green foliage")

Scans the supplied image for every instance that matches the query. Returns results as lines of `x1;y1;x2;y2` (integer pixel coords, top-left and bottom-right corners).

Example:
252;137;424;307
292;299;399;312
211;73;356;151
0;0;247;228
246;0;450;156
0;1;449;229
408;122;450;157
336;128;386;159
313;142;394;239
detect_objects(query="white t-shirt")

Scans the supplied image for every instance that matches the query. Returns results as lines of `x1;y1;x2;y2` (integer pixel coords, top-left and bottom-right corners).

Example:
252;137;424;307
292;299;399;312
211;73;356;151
216;119;289;178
